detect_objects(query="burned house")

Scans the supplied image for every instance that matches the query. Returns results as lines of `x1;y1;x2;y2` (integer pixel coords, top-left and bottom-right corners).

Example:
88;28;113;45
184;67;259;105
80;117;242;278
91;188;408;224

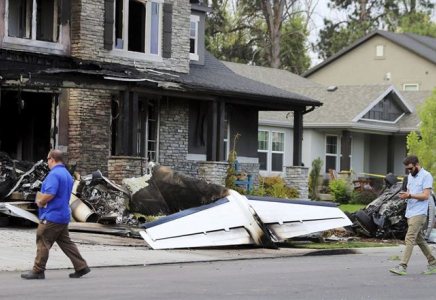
0;0;321;193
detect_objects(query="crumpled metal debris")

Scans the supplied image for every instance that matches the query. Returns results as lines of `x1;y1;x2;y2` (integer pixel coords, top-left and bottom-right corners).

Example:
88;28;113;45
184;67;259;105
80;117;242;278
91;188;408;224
350;178;435;240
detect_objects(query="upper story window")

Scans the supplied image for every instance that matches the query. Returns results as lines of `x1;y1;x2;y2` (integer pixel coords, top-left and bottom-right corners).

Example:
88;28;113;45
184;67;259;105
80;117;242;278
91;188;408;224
114;0;163;55
376;45;384;57
7;0;60;43
190;15;200;61
403;84;419;91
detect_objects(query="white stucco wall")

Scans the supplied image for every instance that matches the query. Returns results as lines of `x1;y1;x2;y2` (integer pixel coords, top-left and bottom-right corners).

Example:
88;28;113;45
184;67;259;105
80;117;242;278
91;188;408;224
393;135;408;176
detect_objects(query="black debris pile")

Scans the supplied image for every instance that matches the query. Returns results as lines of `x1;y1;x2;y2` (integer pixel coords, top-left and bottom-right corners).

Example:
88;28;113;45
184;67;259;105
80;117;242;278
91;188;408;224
76;171;131;224
126;165;229;216
0;152;49;200
350;174;435;240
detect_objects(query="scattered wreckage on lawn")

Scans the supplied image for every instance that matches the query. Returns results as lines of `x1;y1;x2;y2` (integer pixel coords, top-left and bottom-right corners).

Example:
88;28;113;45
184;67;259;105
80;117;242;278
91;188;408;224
1;152;352;249
348;174;436;242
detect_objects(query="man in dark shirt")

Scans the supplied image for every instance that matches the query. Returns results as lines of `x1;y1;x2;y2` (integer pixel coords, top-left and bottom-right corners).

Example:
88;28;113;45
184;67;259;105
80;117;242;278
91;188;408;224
21;150;90;279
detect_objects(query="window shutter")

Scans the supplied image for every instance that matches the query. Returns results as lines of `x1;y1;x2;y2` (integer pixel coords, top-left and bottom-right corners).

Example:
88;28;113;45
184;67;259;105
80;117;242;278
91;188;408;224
162;3;173;58
104;0;115;51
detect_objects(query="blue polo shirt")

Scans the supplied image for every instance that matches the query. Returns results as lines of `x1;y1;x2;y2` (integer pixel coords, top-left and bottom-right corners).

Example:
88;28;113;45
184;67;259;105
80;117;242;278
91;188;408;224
406;167;433;218
39;164;73;224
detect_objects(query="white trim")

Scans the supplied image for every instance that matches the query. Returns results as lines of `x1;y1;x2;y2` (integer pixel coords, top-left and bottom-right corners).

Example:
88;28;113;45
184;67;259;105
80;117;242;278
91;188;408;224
358;112;405;124
325;134;339;171
110;49;163;62
235;156;259;164
115;0;163;59
186;154;206;161
403;83;419;91
3;36;64;50
189;15;200;61
4;0;63;52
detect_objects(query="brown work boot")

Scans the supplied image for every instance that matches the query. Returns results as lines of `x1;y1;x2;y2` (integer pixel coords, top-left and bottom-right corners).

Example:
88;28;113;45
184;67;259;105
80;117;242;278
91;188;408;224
69;266;91;278
21;271;45;280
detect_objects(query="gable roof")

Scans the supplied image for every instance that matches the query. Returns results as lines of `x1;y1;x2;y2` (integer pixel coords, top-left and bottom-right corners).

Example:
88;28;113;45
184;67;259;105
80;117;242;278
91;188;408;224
260;85;430;133
303;30;436;77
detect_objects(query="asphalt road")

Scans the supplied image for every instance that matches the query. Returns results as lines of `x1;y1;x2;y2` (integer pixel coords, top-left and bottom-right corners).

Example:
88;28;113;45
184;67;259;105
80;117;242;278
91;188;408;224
0;250;435;300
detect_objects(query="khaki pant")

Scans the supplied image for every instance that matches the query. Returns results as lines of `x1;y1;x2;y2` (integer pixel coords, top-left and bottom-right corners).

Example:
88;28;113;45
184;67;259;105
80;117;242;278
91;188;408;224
400;215;436;268
33;221;88;273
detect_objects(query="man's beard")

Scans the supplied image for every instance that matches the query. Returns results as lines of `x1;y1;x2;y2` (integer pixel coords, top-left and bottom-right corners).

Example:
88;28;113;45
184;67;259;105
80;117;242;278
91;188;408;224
411;168;419;177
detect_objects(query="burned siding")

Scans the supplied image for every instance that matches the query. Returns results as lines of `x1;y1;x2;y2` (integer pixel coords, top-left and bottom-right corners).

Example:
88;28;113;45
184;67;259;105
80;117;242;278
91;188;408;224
70;0;190;73
69;89;112;175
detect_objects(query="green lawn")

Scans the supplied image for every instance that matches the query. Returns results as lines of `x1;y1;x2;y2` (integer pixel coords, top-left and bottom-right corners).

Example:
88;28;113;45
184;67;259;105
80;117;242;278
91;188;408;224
339;204;366;213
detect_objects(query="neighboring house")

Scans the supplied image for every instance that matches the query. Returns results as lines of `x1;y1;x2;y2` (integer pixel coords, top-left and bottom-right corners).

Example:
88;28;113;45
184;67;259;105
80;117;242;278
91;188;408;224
224;62;431;177
0;0;320;191
303;30;436;92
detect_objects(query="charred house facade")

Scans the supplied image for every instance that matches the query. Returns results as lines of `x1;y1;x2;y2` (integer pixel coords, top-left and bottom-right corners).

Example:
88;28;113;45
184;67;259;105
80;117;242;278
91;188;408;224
0;0;320;192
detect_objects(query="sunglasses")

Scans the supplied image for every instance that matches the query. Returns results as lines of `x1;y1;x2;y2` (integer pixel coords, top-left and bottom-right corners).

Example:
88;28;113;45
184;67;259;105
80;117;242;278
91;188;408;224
406;166;415;171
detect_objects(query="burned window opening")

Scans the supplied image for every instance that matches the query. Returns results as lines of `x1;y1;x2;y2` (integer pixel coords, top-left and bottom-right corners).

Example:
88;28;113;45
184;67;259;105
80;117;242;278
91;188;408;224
114;0;163;55
0;91;53;162
111;96;158;162
36;0;60;42
128;1;146;53
7;0;60;42
8;0;33;39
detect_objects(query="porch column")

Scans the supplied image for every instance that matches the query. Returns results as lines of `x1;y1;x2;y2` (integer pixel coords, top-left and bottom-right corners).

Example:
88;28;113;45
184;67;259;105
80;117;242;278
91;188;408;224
206;101;225;161
293;110;303;166
341;130;351;171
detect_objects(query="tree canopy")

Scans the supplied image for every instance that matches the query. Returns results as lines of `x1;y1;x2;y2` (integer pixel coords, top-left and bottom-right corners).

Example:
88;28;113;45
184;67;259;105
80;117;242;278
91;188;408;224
314;0;436;60
206;0;314;74
406;88;436;189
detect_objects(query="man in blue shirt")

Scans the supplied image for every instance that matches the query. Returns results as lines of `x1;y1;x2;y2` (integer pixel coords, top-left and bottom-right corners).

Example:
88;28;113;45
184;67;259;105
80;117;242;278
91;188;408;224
390;155;436;276
21;150;90;280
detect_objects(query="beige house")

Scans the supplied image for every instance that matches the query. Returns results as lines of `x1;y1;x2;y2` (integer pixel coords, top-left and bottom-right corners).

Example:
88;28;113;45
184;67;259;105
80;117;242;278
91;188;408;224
303;30;436;92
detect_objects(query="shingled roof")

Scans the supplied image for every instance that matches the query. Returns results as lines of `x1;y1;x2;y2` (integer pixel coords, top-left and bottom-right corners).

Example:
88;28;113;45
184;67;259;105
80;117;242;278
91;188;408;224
179;52;321;107
303;30;436;77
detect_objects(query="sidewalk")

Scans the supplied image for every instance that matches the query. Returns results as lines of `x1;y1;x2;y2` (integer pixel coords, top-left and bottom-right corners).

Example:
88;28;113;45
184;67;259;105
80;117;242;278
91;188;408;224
0;227;402;272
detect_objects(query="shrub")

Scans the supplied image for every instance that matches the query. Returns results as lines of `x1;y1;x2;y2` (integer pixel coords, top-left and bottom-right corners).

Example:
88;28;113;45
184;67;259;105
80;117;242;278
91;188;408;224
309;157;323;200
256;175;299;199
350;189;378;205
329;179;351;204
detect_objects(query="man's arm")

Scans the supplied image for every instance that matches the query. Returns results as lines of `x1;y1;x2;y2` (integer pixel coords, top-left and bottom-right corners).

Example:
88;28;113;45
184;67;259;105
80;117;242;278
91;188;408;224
400;188;431;201
36;193;55;207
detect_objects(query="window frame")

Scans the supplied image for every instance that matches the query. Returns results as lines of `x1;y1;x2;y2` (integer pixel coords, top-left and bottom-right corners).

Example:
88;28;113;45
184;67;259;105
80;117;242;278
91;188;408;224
325;134;339;173
3;0;63;51
403;84;419;92
258;130;285;173
112;0;164;61
189;15;200;61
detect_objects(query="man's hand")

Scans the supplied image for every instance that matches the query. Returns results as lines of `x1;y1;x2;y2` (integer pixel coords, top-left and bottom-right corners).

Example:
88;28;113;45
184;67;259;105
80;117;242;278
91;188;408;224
399;191;409;200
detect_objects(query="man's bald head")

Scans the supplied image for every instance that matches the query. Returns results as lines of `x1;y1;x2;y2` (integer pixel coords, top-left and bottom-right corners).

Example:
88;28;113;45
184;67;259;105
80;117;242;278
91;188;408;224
47;149;65;163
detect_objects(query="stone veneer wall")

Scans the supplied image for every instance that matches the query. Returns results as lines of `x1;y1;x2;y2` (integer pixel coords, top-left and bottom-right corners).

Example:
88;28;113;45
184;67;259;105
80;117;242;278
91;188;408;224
71;0;190;73
68;88;112;175
284;166;309;199
197;161;228;186
108;156;148;184
159;98;190;171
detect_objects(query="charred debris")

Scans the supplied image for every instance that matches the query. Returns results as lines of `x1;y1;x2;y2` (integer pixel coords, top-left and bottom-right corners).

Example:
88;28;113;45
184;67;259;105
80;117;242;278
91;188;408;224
0;152;228;232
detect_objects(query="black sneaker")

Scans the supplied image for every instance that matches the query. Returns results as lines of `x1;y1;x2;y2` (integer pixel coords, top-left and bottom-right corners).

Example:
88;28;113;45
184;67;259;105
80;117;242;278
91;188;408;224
21;271;45;280
69;266;91;278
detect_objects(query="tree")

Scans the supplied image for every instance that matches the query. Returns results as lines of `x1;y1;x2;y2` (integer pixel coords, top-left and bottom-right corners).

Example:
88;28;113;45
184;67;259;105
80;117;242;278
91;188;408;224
206;0;315;74
406;88;436;189
314;0;436;59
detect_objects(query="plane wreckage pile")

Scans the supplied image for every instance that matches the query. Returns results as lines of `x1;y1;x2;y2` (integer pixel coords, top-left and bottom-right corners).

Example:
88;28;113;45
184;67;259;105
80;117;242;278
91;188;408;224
1;152;355;249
